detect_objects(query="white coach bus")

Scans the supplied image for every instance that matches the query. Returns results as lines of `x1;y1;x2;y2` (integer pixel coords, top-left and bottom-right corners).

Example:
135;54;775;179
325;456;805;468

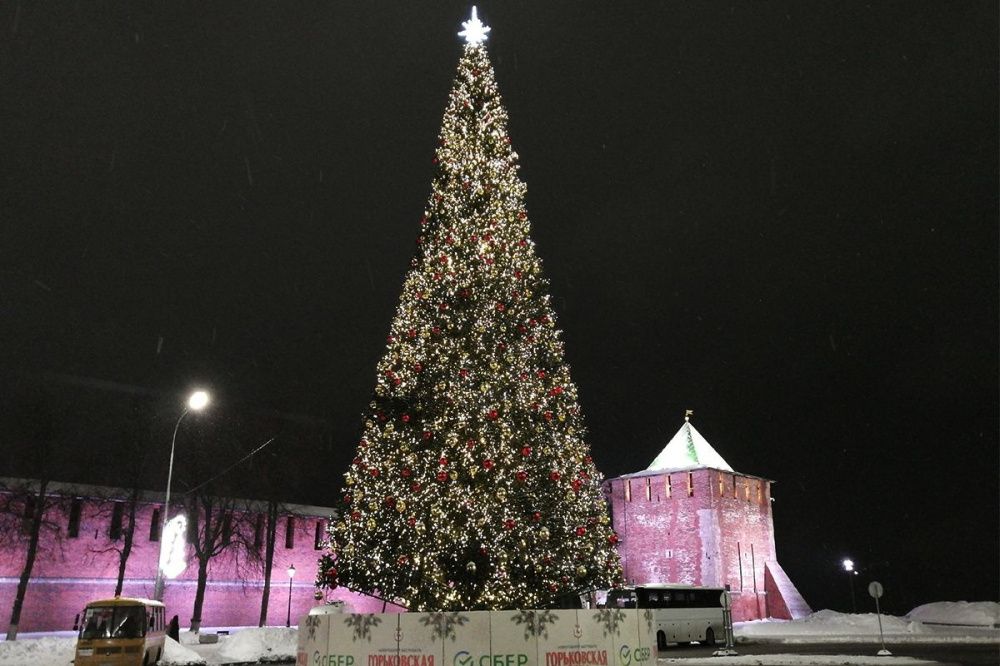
605;584;726;649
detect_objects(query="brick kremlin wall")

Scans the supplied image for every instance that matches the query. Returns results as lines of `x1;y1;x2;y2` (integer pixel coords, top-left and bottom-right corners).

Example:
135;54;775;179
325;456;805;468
0;482;394;633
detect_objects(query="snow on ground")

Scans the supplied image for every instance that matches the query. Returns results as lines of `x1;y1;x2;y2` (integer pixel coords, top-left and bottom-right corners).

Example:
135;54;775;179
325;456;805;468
0;636;74;666
164;636;207;665
1;602;997;666
216;626;296;664
906;601;1000;627
735;602;1000;644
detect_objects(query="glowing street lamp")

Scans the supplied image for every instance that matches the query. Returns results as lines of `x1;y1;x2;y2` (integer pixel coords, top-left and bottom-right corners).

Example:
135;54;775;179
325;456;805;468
842;558;857;613
153;390;210;601
286;564;296;627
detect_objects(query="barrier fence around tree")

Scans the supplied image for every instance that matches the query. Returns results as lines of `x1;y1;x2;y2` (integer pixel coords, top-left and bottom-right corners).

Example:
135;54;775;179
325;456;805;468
297;610;655;666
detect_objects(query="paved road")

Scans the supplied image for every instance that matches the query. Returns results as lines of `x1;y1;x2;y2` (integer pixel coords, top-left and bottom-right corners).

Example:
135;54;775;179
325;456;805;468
655;641;999;665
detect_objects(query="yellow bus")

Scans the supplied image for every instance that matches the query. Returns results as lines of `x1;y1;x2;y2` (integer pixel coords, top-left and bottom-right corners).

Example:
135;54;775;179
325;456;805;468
75;596;166;666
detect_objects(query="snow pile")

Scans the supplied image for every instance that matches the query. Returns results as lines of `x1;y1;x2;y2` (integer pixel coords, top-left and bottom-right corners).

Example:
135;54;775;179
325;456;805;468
0;636;74;666
161;636;206;665
736;607;1000;644
906;601;1000;627
217;626;297;663
737;610;914;643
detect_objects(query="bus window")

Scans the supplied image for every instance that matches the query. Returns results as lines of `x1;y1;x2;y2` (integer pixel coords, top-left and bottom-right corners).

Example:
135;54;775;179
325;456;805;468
80;606;145;640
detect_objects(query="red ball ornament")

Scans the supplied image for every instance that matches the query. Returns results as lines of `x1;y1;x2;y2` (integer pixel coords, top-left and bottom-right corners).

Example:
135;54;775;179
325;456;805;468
504;519;516;530
436;471;448;482
352;457;362;466
495;302;505;312
343;494;352;504
515;470;527;482
402;468;412;478
537;370;546;378
326;567;338;578
576;526;587;537
571;480;582;492
369;468;380;478
487;409;499;420
432;326;442;335
407;517;417;527
402;414;411;423
532;511;542;522
608;534;620;544
413;363;423;372
549;471;561;482
411;483;422;492
482;459;494;470
543;411;554;421
438;457;448;466
397;555;408;565
423;431;433;441
385;496;396;507
350;511;361;521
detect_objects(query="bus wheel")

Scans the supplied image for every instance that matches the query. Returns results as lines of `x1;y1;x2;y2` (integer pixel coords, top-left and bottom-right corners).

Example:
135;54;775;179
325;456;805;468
704;628;716;646
656;631;667;651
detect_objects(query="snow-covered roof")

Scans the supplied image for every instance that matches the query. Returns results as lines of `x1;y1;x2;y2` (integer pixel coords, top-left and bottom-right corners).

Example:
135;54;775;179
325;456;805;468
645;418;734;473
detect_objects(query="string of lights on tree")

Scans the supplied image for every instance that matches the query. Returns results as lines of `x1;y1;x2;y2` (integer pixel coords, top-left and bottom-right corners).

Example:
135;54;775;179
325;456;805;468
317;7;623;611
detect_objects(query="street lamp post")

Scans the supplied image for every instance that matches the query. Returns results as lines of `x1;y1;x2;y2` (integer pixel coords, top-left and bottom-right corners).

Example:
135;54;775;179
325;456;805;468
286;564;296;627
153;390;210;601
842;558;857;613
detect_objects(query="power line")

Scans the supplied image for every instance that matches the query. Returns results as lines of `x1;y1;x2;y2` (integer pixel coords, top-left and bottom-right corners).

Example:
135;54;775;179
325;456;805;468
183;437;276;496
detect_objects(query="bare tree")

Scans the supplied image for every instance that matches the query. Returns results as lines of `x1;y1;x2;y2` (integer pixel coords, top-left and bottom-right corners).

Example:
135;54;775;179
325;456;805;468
256;498;280;626
0;389;71;640
184;490;241;632
87;485;146;597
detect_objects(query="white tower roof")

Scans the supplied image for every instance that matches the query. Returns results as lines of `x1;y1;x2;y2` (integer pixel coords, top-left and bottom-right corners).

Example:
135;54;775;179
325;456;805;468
646;418;734;472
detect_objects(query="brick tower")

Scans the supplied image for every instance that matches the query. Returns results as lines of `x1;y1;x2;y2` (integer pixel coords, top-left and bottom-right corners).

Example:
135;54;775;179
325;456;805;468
601;414;811;621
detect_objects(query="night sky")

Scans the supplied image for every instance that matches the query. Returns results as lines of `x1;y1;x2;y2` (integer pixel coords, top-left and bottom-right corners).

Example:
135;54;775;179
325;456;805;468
2;2;996;616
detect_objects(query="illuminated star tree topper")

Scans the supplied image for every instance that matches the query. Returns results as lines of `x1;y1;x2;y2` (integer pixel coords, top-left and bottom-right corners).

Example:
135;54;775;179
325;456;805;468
458;6;490;44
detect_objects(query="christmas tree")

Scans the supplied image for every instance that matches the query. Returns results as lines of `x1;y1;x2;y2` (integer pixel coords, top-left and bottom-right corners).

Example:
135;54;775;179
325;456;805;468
318;8;623;611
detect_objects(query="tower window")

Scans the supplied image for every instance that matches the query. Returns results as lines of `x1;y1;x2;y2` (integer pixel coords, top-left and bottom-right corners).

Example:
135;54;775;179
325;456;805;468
644;478;651;501
687;472;694;497
285;516;295;549
665;475;672;499
718;474;724;497
68;498;82;538
109;502;124;540
22;496;36;534
314;521;325;550
625;479;631;502
254;515;264;550
221;513;233;545
149;508;161;541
